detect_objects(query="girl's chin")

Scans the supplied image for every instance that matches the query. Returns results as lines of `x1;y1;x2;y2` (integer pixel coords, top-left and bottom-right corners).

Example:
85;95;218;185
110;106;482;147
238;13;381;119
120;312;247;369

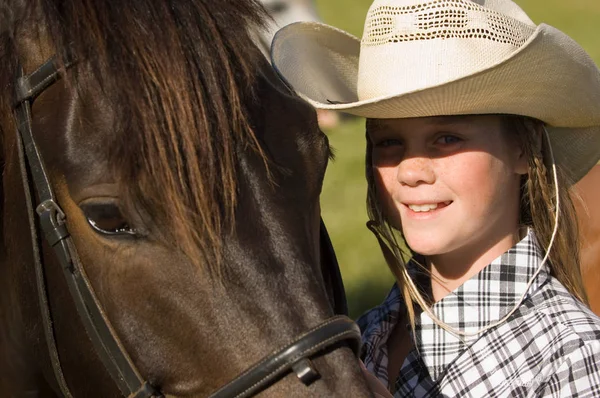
404;236;450;257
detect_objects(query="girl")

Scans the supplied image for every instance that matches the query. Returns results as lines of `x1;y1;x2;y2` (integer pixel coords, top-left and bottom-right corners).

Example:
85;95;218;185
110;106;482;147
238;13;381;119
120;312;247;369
271;0;600;396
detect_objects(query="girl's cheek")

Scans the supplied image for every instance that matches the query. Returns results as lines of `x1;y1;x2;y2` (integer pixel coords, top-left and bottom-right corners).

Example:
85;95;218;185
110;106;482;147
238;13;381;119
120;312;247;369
372;148;402;168
374;167;392;196
374;167;402;226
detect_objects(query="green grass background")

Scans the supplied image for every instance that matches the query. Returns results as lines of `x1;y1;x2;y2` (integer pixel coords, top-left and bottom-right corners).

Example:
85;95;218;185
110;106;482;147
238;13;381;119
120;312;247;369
311;0;600;318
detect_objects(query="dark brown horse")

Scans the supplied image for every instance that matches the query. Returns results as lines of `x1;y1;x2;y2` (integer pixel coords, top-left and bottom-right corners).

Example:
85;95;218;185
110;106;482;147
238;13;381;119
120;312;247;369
0;1;372;397
575;165;600;315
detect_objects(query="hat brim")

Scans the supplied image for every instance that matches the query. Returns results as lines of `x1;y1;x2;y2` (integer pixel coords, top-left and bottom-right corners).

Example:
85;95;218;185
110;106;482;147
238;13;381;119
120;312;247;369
271;22;600;182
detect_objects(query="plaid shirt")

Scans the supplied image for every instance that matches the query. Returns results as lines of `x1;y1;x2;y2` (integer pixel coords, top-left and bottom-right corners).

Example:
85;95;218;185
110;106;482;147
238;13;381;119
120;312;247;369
357;231;600;397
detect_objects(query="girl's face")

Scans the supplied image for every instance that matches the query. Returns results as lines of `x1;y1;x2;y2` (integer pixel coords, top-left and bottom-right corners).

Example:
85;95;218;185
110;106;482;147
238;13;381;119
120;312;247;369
369;115;528;259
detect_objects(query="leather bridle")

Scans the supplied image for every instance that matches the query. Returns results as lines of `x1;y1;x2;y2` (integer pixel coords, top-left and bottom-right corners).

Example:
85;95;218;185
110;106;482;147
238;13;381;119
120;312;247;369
13;55;361;398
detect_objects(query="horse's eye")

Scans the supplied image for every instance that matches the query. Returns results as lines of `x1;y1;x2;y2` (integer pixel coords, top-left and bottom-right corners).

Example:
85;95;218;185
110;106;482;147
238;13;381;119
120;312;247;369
80;201;137;236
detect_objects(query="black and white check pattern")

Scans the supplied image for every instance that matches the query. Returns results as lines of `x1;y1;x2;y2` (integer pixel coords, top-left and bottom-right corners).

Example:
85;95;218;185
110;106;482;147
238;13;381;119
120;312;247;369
358;231;600;397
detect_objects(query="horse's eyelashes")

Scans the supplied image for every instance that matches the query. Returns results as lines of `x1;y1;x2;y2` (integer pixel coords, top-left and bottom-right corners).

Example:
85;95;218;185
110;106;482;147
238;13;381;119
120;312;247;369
80;201;138;237
88;217;137;237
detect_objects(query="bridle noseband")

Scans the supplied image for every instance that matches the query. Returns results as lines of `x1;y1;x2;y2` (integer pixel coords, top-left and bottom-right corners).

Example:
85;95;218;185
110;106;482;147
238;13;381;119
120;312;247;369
14;56;362;398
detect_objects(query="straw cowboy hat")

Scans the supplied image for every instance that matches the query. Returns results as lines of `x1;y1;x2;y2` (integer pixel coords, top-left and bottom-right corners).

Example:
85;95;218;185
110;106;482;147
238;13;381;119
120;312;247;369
255;0;321;58
271;0;600;182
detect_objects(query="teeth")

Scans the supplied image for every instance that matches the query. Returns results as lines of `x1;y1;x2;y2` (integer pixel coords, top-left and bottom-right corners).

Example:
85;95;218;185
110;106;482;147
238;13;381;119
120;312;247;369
408;203;439;212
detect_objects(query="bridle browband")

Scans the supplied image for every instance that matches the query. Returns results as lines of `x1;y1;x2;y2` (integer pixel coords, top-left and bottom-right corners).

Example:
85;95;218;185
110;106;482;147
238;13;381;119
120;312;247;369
13;55;362;398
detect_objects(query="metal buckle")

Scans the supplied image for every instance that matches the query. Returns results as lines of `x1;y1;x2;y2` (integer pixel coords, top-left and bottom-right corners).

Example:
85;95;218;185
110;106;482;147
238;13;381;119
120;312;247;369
36;199;66;219
36;199;70;248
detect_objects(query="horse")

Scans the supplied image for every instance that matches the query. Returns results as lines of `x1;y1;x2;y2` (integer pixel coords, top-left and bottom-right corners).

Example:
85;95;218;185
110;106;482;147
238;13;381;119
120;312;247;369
0;0;373;397
575;165;600;315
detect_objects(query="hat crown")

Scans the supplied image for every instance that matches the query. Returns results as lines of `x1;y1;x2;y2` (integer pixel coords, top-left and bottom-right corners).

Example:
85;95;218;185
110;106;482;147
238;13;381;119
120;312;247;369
357;0;537;100
362;0;534;45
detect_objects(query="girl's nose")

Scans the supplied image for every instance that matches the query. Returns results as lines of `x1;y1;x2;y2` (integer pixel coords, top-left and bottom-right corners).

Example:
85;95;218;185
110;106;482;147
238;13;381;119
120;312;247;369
396;156;435;187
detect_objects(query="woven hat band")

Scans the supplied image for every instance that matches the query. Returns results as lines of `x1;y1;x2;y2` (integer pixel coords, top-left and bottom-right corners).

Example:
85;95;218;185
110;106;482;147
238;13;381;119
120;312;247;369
357;0;536;100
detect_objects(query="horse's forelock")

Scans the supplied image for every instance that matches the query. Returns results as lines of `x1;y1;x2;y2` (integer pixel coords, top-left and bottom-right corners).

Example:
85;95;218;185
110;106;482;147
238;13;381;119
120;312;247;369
38;0;269;271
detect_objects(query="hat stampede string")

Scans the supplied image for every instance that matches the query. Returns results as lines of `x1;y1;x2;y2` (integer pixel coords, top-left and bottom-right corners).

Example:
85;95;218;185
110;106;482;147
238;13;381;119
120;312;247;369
368;126;560;338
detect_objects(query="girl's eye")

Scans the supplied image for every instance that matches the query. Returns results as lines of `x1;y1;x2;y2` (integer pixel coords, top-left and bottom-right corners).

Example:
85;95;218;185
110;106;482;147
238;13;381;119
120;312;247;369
436;135;462;145
80;201;138;237
376;138;403;148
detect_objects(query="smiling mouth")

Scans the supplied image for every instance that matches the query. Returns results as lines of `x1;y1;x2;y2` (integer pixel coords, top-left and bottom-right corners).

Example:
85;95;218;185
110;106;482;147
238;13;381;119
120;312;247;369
407;201;452;213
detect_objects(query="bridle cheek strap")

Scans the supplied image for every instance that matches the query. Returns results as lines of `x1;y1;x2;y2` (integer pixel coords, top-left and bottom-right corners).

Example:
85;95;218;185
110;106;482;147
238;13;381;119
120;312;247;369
15;57;162;398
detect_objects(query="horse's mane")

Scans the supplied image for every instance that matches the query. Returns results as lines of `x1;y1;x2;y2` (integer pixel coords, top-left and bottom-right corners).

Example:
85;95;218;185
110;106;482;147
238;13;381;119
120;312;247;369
1;0;270;270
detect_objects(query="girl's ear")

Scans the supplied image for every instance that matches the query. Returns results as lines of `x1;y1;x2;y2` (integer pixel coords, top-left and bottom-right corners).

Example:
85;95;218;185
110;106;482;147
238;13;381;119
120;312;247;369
529;120;544;155
514;143;529;176
514;119;542;176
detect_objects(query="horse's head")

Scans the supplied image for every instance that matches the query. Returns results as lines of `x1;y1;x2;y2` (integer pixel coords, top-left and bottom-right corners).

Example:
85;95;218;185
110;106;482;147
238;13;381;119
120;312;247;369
0;0;371;396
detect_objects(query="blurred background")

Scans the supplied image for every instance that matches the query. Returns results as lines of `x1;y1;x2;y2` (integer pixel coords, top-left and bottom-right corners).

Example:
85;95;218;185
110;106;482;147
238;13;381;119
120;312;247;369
268;0;600;318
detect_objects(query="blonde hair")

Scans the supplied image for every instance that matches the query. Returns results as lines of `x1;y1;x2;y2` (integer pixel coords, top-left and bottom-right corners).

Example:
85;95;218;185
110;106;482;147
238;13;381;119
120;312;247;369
365;115;589;336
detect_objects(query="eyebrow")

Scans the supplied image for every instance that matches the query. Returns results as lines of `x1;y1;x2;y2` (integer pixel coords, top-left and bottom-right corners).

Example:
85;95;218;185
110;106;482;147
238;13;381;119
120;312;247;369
426;115;469;124
367;115;479;130
425;115;483;126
